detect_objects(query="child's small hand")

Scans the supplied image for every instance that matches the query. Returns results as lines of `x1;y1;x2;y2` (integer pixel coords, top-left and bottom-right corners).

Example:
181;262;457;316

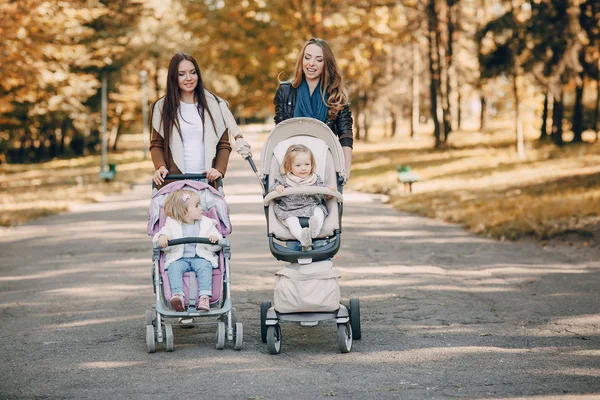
276;185;284;193
158;234;169;248
208;234;219;243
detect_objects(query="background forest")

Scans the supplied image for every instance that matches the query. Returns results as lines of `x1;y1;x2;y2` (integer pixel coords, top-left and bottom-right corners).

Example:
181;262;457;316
1;0;599;243
1;0;599;163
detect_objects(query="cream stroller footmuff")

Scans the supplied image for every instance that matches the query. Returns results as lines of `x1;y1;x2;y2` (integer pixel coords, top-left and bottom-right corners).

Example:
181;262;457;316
273;260;341;313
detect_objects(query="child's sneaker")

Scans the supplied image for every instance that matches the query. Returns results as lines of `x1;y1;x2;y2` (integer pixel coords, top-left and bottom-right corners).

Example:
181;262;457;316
170;294;185;312
300;227;312;247
197;295;210;311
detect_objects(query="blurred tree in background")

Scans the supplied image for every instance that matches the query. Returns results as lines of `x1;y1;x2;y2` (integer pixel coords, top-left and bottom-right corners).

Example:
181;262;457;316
0;0;599;163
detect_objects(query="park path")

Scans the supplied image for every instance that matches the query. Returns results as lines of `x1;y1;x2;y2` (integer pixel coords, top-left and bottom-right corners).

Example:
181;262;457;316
0;130;599;399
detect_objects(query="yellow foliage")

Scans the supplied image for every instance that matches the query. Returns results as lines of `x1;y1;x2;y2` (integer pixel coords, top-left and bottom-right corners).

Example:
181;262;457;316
349;126;600;241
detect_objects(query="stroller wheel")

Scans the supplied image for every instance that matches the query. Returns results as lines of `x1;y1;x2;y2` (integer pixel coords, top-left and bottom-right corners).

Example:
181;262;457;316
146;325;156;353
165;323;174;352
266;325;281;355
216;321;226;350
233;322;243;350
337;323;352;353
349;298;361;340
260;301;271;343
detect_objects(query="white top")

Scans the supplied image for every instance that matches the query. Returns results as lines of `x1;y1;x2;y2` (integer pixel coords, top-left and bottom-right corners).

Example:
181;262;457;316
178;102;205;173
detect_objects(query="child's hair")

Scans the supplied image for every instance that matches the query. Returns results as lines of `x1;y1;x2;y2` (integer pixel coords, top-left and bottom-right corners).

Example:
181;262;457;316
163;189;200;222
281;144;316;175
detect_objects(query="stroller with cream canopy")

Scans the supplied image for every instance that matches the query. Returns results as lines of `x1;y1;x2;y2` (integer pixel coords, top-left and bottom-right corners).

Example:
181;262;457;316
247;117;361;354
145;176;242;352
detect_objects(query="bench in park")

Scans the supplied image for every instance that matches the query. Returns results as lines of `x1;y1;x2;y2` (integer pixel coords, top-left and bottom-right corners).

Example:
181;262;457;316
396;165;419;193
99;163;117;182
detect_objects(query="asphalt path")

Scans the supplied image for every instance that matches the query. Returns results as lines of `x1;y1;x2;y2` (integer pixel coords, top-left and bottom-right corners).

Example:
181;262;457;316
1;131;599;399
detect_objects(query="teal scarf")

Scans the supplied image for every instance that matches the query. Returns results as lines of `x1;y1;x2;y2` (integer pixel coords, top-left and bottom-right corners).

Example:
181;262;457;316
294;78;328;122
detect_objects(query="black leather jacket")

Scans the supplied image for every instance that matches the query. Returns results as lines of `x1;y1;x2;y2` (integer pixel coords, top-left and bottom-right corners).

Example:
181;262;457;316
274;82;354;148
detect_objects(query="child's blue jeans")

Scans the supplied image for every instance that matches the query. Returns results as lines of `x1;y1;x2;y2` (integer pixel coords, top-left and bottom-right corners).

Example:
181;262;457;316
167;257;213;298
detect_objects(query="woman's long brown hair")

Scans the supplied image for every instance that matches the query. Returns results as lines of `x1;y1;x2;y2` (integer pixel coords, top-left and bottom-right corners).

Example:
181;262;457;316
158;53;217;140
290;38;349;119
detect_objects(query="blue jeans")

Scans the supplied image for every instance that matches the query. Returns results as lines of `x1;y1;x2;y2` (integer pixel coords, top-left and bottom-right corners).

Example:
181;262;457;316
167;257;213;298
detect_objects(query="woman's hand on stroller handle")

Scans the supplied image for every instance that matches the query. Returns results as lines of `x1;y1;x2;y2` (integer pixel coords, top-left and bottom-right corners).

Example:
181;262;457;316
153;166;169;185
235;136;252;159
205;168;223;182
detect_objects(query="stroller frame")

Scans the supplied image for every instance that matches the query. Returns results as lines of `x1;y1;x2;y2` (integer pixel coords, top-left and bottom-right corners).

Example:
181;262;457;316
145;174;243;353
247;118;362;354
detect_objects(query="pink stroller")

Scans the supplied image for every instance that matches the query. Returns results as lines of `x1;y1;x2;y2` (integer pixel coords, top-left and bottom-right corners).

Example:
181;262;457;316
145;175;242;352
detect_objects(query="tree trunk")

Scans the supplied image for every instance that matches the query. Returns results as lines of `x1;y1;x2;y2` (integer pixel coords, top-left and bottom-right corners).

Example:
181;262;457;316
363;97;370;142
49;129;58;159
457;88;462;130
476;0;488;133
572;71;584;143
513;73;525;158
540;90;550;141
480;96;486;131
109;104;123;151
354;95;361;141
59;123;66;155
551;89;564;146
390;106;397;137
595;66;600;142
427;0;441;148
153;55;161;103
443;0;455;142
436;1;450;142
411;40;420;139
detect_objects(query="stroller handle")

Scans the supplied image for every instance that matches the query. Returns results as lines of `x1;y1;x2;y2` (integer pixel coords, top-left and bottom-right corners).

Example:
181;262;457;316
245;156;266;192
153;173;223;191
166;237;228;247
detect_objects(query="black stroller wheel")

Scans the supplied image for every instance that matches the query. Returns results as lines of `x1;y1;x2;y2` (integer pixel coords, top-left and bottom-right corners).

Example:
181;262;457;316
266;325;281;355
349;298;361;340
260;301;271;343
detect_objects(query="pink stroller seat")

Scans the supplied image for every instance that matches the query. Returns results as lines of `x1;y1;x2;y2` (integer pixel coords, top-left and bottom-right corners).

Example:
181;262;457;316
148;180;232;308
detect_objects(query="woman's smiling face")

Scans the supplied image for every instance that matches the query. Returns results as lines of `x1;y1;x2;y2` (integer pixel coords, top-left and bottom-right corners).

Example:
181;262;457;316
302;43;324;83
177;60;198;95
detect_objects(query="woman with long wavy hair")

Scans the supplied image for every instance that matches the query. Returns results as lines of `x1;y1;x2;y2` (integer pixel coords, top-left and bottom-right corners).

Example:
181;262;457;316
274;38;353;178
150;52;251;187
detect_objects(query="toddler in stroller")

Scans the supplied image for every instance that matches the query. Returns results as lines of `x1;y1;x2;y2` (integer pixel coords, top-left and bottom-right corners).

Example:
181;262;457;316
269;144;335;249
145;176;242;352
247;117;361;354
153;189;222;312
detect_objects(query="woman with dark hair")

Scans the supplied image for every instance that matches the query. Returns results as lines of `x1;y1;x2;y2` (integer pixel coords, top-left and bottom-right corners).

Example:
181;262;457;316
151;52;251;187
274;38;353;179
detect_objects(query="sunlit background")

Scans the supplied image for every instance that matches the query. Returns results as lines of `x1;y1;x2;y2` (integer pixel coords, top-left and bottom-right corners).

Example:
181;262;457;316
1;0;599;243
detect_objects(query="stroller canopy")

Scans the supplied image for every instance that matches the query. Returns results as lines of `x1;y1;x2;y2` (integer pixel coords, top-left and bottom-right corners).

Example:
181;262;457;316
260;118;346;180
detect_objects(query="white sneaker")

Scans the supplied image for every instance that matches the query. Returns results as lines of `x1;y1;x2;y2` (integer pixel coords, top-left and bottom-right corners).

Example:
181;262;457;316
309;216;321;238
300;227;312;247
